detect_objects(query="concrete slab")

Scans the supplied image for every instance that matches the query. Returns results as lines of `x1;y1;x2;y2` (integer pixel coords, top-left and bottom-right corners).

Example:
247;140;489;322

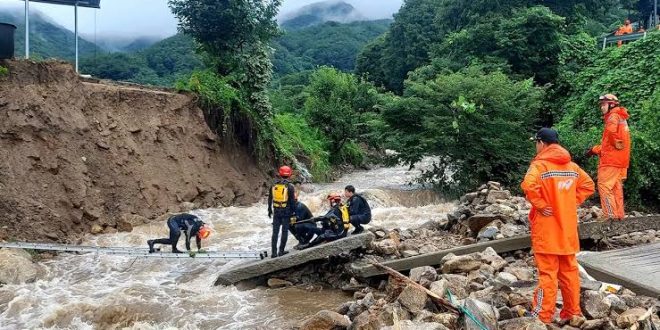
214;233;374;286
352;216;660;278
578;242;660;297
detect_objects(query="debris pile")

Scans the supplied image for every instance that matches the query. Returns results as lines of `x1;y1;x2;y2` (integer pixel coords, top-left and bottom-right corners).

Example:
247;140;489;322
299;247;660;330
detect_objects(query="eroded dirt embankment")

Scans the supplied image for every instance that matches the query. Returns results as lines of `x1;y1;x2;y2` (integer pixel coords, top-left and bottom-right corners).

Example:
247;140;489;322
0;60;267;242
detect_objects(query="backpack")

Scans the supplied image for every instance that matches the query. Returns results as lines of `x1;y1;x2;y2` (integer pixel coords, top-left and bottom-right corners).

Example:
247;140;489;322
272;182;289;208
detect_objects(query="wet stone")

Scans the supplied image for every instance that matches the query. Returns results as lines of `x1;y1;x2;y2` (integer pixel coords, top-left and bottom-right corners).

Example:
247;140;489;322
299;310;351;330
409;266;437;287
581;290;611;319
616;307;647;328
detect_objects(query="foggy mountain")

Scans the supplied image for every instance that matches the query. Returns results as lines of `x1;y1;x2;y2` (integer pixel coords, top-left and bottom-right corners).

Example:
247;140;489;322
280;0;366;30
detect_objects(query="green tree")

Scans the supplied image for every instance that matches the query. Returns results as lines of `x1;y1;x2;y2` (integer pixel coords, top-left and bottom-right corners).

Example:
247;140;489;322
384;67;545;195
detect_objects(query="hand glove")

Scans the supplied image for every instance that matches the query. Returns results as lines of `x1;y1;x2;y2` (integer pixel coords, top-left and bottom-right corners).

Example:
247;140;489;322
290;216;297;225
584;148;596;158
268;209;273;218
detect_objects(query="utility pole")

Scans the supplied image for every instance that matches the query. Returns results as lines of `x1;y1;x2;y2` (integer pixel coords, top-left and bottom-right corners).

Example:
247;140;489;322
655;0;658;27
75;1;79;73
25;0;29;59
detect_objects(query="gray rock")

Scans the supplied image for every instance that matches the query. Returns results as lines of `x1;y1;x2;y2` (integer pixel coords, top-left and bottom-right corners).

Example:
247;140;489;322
464;298;499;330
382;320;449;330
484;204;516;218
335;302;352;315
433;313;458;328
498;306;514;320
478;226;500;239
374;302;411;327
604;294;628;314
487;181;502;190
376;239;398;255
581;290;611;319
374;230;387;239
397;284;428;314
267;278;293;288
469;286;494;300
616;307;647;328
498;317;547;330
442;274;469;299
429;279;449;298
358;293;376;309
508;292;531;308
412;310;436;322
467;269;488;284
464;192;479;203
504;266;534;281
346;302;366;320
441;255;483;274
0;249;39;284
486;190;511;204
495;272;518;286
581;319;609;330
409;266;437;287
480;247;508;271
299;310;351;330
402;250;419;258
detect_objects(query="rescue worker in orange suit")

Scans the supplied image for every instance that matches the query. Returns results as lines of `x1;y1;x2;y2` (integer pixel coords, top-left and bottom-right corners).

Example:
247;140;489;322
585;94;631;221
268;166;297;258
615;19;633;47
522;128;595;325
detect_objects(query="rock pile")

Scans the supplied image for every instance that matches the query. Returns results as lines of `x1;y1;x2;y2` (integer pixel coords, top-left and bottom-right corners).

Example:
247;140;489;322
299;247;660;330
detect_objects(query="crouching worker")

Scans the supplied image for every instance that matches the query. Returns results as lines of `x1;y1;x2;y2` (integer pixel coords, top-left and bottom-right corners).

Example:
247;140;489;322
295;193;349;249
147;213;211;253
289;189;318;249
344;185;371;235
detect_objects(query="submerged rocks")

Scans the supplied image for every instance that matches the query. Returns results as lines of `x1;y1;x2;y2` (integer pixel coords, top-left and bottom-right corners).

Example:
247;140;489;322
0;249;39;284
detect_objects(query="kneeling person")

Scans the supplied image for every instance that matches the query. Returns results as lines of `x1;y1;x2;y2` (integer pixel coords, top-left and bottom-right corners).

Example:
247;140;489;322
298;193;349;249
147;213;211;253
290;190;318;249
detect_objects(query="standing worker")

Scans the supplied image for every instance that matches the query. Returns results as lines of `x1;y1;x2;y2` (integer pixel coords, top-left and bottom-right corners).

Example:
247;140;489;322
268;166;296;258
147;213;211;253
586;94;631;221
615;19;633;47
344;185;371;235
522;128;595;325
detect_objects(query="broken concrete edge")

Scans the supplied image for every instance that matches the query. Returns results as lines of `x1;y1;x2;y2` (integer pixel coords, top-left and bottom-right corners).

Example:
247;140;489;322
577;242;660;298
352;216;660;279
214;232;375;286
351;236;532;278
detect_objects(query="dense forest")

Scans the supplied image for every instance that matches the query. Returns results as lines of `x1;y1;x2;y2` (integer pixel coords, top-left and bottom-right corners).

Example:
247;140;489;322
5;0;658;209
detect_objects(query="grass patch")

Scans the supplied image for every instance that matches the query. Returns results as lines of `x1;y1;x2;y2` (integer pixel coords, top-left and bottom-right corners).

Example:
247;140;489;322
274;113;332;181
0;66;9;78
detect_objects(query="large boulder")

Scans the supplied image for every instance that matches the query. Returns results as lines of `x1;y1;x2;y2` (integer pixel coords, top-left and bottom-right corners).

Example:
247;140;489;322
581;290;611;319
409;266;437;287
441;255;483;274
300;310;351;330
486;190;512;204
0;249;39;284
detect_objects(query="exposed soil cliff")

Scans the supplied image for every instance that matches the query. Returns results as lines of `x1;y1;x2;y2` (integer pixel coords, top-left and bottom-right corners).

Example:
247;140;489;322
0;60;267;242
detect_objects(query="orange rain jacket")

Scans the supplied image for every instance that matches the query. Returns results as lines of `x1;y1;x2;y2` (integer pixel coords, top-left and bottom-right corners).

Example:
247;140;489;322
521;145;595;255
615;23;633;35
591;107;631;169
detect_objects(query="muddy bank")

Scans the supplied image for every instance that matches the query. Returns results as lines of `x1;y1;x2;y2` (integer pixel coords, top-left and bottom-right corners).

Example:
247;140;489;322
0;60;267;242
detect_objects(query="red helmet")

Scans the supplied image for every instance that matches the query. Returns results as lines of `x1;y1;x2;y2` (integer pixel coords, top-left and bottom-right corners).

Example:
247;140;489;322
327;193;341;204
197;225;211;239
279;166;292;178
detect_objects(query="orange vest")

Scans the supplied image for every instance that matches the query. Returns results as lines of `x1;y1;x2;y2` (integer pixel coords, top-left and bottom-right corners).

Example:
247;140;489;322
521;145;595;255
592;107;631;169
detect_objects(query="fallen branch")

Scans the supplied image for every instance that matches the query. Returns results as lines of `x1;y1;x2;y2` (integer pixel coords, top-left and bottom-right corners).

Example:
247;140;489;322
370;260;460;314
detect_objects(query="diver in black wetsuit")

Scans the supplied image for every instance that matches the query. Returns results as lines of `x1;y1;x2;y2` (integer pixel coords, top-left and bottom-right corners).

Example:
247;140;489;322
290;192;319;249
147;213;211;253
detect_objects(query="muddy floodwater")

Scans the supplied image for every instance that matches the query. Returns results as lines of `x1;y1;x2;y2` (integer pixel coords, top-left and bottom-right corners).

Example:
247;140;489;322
0;160;455;329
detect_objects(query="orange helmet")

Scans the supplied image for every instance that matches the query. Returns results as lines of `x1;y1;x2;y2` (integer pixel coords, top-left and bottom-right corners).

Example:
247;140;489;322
197;225;211;239
327;193;341;205
279;166;292;178
599;94;619;105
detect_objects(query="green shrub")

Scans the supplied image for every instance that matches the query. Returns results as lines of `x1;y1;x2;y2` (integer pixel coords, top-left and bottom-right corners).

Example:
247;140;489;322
0;66;8;78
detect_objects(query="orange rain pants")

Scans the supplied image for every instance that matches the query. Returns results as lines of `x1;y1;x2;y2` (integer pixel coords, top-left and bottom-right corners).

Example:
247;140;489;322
532;253;581;323
598;166;627;220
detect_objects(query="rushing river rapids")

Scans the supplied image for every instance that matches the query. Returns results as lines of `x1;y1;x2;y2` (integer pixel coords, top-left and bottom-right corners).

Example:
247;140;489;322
0;160;456;329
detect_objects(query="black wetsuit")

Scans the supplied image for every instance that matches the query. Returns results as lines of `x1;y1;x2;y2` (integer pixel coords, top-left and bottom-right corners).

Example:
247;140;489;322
151;213;203;253
290;201;317;245
347;194;371;234
302;206;347;249
267;180;296;256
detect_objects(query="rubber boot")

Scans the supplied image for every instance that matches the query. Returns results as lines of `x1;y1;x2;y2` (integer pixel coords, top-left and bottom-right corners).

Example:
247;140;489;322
147;240;155;253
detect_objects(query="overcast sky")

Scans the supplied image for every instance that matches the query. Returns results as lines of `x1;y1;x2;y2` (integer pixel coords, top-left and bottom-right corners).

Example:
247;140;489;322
0;0;403;38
